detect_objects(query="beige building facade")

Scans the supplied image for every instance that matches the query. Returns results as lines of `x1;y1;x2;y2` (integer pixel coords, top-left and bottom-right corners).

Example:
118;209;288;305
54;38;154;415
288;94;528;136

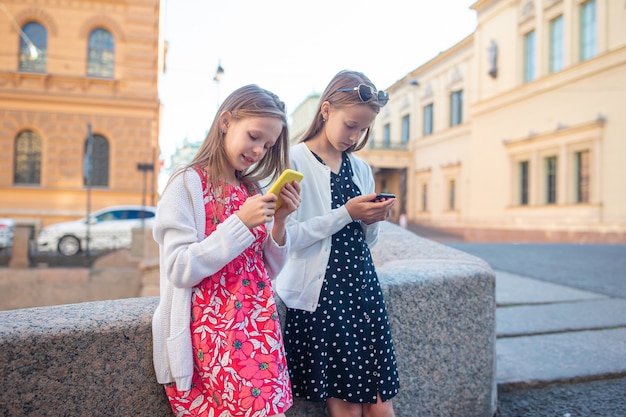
289;93;320;146
358;0;626;242
0;0;164;229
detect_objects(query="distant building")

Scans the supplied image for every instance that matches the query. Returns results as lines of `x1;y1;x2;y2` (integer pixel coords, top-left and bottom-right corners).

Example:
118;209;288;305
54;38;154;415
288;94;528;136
357;0;626;242
169;137;203;172
157;137;204;194
0;0;165;229
289;94;320;145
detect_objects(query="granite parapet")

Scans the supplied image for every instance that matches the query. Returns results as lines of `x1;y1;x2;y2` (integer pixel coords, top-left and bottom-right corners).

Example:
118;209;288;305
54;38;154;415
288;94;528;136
0;222;497;417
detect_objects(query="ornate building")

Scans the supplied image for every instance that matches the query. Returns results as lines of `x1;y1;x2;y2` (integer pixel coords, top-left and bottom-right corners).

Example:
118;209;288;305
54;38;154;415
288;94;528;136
357;0;626;242
0;0;164;229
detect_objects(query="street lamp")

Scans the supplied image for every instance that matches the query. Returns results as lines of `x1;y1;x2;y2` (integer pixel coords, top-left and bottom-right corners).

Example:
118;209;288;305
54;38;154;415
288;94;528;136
84;123;94;261
213;61;224;109
213;61;224;81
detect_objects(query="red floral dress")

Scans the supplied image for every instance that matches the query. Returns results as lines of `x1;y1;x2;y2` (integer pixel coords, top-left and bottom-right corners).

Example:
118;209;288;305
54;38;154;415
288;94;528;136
165;168;293;417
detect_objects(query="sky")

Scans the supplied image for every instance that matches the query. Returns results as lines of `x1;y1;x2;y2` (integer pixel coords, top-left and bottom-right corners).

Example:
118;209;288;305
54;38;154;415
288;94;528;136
158;0;477;165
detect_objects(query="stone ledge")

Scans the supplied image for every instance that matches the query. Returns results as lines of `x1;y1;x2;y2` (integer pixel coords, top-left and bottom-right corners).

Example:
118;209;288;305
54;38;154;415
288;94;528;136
281;222;497;416
0;222;496;417
0;297;169;416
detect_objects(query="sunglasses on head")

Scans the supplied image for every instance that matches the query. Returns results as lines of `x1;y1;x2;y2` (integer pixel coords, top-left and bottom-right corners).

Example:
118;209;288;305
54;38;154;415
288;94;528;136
335;83;389;107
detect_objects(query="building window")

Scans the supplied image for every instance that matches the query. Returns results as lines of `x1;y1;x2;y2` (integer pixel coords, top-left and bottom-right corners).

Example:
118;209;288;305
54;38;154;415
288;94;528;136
580;0;596;61
448;179;456;210
383;123;390;148
84;134;110;187
18;22;47;73
421;183;428;212
519;160;529;205
401;115;410;145
545;156;557;204
450;90;463;127
523;30;536;83
549;15;564;73
14;130;42;185
87;28;115;78
575;150;590;203
423;103;433;136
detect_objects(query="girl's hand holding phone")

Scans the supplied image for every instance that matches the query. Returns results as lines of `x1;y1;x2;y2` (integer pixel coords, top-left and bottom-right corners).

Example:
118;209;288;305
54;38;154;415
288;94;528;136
236;182;302;229
346;193;396;225
267;169;304;210
269;180;301;246
236;193;280;229
267;169;303;222
276;181;302;211
372;193;396;202
274;181;301;220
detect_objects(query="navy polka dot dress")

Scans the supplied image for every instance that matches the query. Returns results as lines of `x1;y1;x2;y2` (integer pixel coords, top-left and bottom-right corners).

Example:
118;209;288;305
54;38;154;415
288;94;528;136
284;152;400;403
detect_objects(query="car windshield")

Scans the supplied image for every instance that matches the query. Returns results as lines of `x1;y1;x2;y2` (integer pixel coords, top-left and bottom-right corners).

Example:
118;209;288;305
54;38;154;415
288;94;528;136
93;209;154;223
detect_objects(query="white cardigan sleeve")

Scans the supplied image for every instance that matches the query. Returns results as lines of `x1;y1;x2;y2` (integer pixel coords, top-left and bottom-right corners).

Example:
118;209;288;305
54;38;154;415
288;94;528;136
262;225;290;282
153;170;255;289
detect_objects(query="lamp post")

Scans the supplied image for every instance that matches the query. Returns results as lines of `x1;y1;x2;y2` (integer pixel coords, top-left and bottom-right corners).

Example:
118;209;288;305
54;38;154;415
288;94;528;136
137;163;154;228
213;61;224;110
84;123;94;262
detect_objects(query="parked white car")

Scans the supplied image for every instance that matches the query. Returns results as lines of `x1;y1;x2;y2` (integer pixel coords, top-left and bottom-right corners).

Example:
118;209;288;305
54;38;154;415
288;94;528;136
0;218;15;250
36;205;156;256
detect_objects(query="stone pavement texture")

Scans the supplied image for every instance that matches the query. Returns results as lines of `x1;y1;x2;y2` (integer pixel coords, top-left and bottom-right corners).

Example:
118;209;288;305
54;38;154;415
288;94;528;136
495;271;626;389
494;271;626;417
406;223;626;416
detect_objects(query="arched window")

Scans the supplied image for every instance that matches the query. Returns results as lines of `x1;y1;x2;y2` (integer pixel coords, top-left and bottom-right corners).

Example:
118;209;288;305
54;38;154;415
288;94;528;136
14;130;42;185
87;28;114;78
84;134;110;187
18;22;47;73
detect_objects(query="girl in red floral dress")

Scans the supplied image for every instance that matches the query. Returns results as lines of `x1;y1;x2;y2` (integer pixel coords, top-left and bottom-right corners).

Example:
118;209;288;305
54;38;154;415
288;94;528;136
152;85;301;417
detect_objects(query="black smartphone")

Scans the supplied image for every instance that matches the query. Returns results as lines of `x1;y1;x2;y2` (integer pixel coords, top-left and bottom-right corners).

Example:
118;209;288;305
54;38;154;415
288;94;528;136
372;193;396;202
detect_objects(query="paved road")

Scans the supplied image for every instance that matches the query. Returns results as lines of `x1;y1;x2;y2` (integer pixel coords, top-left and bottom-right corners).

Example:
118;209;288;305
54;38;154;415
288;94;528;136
495;376;626;417
445;243;626;298
441;241;626;417
0;248;109;268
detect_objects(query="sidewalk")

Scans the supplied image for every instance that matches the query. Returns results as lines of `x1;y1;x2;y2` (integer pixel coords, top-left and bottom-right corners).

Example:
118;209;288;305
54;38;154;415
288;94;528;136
494;270;626;416
405;222;626;415
495;270;626;389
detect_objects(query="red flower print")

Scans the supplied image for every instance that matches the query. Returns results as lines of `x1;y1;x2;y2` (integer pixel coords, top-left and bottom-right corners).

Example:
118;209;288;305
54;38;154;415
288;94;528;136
224;294;253;323
164;172;293;417
260;311;279;332
231;337;255;361
238;353;280;381
240;381;273;412
191;305;203;323
191;333;213;369
225;270;260;296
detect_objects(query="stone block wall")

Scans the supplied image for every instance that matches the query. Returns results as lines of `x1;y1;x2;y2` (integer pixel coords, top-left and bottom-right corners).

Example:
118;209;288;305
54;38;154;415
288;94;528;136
0;222;496;417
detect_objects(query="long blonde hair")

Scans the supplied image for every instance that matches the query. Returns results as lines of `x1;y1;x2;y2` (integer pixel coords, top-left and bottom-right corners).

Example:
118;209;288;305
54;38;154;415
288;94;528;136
167;84;289;193
299;70;384;152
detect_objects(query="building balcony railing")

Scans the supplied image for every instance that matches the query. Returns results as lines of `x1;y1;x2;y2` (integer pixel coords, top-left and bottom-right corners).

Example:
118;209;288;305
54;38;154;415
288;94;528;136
358;141;411;170
367;141;408;151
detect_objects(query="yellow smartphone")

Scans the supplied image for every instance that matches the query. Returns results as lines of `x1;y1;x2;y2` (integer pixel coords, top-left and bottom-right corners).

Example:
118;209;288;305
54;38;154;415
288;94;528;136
267;169;304;210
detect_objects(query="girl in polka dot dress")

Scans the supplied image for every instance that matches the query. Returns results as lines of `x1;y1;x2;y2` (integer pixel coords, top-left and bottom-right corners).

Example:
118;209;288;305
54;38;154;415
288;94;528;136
276;70;399;417
152;85;302;417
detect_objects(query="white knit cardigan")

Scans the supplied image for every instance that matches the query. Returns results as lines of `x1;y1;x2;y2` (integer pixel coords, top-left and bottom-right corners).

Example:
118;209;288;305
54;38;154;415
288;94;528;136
151;168;290;391
275;143;379;312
